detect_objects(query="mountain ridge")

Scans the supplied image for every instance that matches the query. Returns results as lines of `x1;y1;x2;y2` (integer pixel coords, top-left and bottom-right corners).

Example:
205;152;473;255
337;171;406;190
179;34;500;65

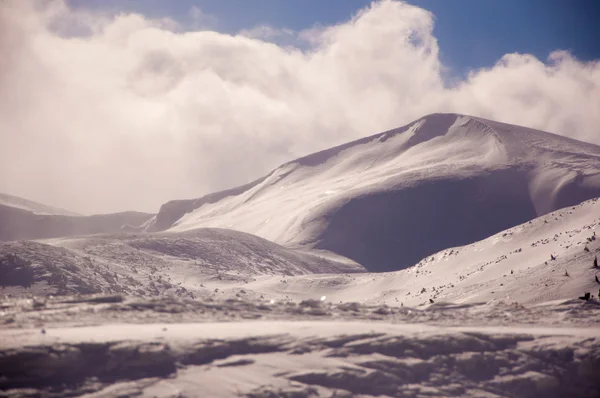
2;113;600;273
155;113;600;232
162;113;600;271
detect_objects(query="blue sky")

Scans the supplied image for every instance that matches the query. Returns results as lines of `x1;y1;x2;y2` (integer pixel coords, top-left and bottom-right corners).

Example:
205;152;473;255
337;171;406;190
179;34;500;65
69;0;600;77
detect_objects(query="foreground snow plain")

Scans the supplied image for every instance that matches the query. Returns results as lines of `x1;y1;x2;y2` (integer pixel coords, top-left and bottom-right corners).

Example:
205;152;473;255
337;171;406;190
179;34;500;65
1;295;599;397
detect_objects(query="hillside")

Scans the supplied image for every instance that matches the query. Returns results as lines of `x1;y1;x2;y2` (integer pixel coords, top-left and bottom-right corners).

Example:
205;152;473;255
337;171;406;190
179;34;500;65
0;228;363;298
154;113;600;272
241;197;600;307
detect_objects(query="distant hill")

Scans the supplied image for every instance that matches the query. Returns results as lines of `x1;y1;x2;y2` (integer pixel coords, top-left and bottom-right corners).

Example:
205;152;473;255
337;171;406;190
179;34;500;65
0;193;80;216
0;194;153;241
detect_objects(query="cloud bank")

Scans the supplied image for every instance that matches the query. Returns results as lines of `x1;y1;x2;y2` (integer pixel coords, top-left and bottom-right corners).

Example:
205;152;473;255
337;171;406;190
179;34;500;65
1;0;599;214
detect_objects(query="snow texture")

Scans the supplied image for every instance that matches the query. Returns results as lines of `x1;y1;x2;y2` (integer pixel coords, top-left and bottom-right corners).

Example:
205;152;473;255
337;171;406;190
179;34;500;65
0;296;599;397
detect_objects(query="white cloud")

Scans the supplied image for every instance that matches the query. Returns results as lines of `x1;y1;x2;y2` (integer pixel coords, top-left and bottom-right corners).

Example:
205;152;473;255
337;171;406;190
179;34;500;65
0;0;599;214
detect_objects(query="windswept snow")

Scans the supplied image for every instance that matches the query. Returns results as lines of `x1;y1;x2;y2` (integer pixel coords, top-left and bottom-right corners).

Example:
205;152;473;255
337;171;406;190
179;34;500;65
161;113;600;271
0;296;599;398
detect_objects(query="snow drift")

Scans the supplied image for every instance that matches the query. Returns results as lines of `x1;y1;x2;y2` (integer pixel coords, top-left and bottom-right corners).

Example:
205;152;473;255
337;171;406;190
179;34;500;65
156;113;600;271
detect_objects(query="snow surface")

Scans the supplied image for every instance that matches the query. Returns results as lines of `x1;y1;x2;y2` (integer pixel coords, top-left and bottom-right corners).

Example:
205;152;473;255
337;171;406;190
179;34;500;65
161;113;600;271
1;295;599;397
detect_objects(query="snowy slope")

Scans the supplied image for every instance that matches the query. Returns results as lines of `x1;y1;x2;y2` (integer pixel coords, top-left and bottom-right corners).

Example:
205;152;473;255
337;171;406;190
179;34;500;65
161;114;600;271
0;228;363;298
239;197;600;307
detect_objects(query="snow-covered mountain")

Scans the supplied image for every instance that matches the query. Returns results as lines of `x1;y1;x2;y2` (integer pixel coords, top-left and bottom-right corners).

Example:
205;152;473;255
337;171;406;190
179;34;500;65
155;113;600;272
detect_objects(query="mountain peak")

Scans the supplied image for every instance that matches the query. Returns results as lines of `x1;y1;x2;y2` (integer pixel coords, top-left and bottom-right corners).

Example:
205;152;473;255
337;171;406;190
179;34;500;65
161;114;600;272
